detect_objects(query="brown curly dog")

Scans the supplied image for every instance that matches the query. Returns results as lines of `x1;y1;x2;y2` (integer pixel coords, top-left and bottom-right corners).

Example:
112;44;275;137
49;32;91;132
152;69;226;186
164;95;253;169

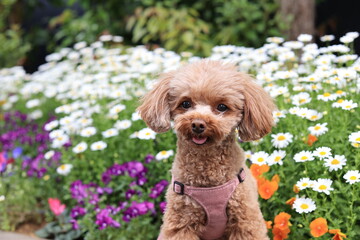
138;60;275;240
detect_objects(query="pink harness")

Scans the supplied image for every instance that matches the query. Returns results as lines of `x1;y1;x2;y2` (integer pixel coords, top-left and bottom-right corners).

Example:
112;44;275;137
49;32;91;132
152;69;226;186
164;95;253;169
159;168;246;240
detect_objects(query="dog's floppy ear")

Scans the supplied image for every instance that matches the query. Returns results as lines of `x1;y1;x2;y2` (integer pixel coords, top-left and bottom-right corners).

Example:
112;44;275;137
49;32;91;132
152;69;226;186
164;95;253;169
237;73;275;141
137;72;173;133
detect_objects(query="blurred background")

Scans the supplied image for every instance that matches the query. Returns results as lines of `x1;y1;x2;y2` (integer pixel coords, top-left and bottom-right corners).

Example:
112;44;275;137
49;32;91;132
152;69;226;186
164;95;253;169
1;0;359;72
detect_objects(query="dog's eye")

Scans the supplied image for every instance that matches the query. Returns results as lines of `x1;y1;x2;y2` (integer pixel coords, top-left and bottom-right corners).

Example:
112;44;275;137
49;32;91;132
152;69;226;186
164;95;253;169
217;104;228;112
181;101;192;109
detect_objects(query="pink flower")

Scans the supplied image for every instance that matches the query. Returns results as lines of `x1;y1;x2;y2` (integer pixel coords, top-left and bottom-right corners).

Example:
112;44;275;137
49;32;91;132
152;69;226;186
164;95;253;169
48;198;66;216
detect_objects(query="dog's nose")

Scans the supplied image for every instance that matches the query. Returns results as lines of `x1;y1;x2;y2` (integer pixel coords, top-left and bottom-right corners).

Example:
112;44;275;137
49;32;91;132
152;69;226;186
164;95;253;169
192;120;206;134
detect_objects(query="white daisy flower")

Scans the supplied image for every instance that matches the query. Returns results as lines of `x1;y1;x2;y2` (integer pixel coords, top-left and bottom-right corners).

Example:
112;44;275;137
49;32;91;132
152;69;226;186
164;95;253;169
313;147;332;159
332;99;345;108
49;129;65;139
294;151;314;162
334;90;347;97
317;92;337;102
131;111;142;121
137;128;156;140
90;141;107;151
155;150;174;161
266;37;284;44
59;116;74;126
26;99;41;108
114;120;132;130
250;151;269;166
296;177;313;190
306;110;323;121
102;128;119;138
267;150;286;166
57;164;73;175
244;150;252;160
293;197;316;214
272;110;287;119
77;118;93;127
308;123;328;136
320;35;335;42
109;104;126;116
291;92;311;106
44;120;59;131
324;155;347;171
349;131;360;143
51;134;70;148
343;170;360;184
80;127;97;137
271;132;293;149
73;142;88;154
340;100;358;110
312;178;334;195
44;150;55;160
297;34;313;42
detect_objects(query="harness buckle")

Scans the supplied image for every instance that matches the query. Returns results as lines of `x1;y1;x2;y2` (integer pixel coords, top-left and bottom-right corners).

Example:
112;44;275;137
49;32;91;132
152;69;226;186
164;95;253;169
173;181;185;195
237;168;246;183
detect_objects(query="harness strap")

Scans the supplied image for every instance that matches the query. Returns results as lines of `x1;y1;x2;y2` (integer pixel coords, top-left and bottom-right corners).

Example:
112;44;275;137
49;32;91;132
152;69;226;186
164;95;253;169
172;168;246;240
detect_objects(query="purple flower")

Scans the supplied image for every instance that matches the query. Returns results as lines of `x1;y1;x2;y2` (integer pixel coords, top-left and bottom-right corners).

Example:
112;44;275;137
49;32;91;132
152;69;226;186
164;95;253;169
95;209;121;230
144;154;155;163
149;180;168;199
122;201;155;222
12;147;23;158
159;201;167;213
71;206;87;218
70;219;80;230
70;180;89;202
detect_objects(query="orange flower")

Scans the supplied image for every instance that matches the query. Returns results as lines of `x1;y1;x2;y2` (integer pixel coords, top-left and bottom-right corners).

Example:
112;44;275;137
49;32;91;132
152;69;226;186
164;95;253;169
310;218;328;237
307;134;318;146
329;229;347;240
274;212;292;230
285;197;296;206
273;225;290;240
258;179;278;199
265;220;272;229
293;184;300;193
250;164;270;179
272;174;280;183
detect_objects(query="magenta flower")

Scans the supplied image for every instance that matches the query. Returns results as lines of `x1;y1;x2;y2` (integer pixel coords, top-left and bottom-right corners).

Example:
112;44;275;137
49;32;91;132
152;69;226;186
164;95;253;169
48;198;66;216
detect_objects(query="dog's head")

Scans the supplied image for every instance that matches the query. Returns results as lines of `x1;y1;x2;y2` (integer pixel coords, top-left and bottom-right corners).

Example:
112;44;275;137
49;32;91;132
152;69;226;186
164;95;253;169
138;60;275;146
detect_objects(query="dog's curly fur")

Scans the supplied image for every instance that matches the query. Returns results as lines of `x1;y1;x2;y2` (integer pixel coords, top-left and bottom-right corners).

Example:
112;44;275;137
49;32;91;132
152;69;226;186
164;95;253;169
138;60;275;240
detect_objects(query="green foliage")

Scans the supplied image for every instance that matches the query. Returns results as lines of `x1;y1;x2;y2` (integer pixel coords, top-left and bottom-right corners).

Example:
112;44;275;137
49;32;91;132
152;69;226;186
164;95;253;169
0;0;31;68
35;210;82;240
127;6;212;55
127;0;287;56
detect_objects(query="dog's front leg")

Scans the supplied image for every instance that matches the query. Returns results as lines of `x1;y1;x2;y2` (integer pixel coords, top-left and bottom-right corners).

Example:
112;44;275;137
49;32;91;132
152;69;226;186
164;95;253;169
225;182;270;240
159;194;205;240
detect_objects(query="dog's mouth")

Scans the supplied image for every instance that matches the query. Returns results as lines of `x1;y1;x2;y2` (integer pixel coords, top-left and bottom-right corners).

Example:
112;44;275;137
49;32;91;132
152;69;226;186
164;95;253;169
192;136;208;145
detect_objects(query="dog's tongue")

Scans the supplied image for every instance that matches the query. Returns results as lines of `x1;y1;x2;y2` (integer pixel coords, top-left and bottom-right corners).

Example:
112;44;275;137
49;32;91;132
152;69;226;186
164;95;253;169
192;136;208;145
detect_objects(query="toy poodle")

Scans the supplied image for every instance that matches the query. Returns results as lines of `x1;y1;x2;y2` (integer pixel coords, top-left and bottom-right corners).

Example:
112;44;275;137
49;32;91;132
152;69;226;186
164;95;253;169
138;60;275;240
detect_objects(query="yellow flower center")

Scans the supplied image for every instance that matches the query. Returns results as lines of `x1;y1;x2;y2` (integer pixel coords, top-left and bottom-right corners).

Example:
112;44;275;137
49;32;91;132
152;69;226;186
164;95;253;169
302;183;308;187
160;151;167;156
319;185;327;190
337;99;344;103
356;137;360;142
331;159;340;165
319;151;326;156
323;92;331;97
258;157;264;162
314;126;321;130
336;90;343;94
311;115;318;120
277;135;286;141
301;156;308;160
299;99;306;104
274;156;281;162
60;165;66;170
350;176;357;180
300;204;309;209
145;132;151;136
